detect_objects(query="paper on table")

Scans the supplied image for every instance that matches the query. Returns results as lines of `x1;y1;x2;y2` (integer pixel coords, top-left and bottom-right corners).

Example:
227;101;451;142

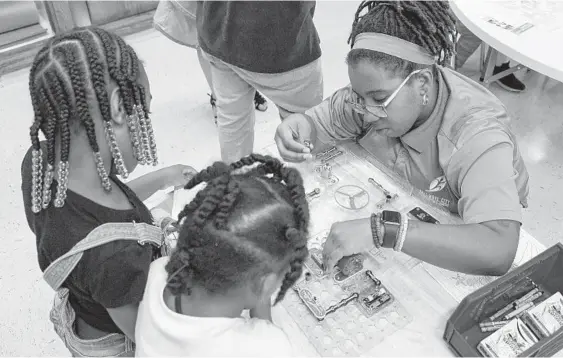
481;0;563;34
482;14;534;34
420;229;545;303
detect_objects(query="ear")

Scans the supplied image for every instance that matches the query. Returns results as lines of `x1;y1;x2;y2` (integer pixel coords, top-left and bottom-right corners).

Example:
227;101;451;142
416;68;434;97
109;87;126;126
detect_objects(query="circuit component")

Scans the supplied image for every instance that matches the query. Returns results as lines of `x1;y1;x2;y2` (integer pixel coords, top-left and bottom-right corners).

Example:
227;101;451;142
306;188;321;201
304;248;325;277
320;163;332;179
295;285;360;321
316;146;337;159
321;150;343;163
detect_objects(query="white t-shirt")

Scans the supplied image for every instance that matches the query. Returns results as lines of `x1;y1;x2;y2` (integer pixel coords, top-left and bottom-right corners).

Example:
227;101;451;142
135;257;294;357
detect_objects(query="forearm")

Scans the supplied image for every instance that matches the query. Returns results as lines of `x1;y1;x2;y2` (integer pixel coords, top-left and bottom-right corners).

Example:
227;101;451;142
127;168;169;202
401;220;518;276
302;89;365;150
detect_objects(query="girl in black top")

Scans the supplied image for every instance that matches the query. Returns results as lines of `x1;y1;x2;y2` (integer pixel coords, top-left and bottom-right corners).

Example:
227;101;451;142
20;26;194;355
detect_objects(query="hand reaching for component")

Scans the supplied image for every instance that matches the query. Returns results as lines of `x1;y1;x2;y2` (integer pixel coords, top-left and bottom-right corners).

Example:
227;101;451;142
322;218;375;274
165;164;198;190
274;114;314;162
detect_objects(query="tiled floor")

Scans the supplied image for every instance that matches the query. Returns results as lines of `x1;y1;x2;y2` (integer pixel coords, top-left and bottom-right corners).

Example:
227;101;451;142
0;1;562;355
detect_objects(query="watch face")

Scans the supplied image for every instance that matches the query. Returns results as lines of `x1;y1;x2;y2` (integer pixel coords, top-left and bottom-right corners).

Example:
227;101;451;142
382;210;401;224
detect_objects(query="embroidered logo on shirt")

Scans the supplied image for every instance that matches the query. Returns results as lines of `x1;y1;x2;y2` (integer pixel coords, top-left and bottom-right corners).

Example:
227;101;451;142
427;176;447;193
420;175;452;208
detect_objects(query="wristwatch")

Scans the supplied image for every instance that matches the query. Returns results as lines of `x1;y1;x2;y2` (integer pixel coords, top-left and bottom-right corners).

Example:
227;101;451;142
381;210;401;249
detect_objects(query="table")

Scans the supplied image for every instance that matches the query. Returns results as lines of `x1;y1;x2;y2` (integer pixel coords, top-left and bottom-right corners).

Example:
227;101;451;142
451;0;563;85
264;142;547;356
155;141;548;356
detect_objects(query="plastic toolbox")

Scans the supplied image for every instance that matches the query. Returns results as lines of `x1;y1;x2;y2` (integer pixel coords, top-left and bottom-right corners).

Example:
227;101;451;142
444;243;563;356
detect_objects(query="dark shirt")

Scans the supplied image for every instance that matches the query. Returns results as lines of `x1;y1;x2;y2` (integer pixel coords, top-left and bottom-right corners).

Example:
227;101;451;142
21;142;159;334
197;1;322;74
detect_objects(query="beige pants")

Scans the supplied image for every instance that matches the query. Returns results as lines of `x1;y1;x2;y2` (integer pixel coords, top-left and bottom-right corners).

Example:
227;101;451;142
201;51;324;163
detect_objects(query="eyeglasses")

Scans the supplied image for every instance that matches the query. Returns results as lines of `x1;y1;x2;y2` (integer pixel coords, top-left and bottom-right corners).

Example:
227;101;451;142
345;69;423;118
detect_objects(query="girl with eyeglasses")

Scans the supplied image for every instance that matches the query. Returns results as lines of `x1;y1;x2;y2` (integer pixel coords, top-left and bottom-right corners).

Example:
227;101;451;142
274;1;529;277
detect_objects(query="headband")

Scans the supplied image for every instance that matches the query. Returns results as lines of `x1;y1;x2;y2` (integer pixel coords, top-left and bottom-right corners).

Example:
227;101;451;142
352;32;436;65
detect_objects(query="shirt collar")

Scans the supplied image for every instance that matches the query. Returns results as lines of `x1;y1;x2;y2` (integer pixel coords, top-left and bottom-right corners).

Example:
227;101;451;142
400;68;449;153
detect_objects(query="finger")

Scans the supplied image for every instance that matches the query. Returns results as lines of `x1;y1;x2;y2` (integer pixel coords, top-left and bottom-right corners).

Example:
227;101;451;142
280;125;312;154
275;135;312;163
323;246;346;275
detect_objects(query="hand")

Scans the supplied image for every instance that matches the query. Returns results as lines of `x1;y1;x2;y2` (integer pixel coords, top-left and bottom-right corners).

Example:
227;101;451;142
274;114;314;163
322;218;376;274
162;164;198;190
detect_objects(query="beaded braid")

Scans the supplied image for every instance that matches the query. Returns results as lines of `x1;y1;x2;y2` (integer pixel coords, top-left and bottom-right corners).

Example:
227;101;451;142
61;30;130;179
29;54;48;213
347;0;457;67
54;45;112;192
94;28;158;167
37;82;57;209
167;155;310;304
27;26;158;212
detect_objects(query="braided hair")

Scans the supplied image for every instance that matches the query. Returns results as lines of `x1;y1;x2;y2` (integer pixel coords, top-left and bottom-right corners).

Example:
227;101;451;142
166;154;310;305
346;1;457;75
28;26;158;213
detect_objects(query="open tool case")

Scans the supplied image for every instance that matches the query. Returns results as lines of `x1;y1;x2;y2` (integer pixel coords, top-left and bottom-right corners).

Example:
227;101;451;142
444;243;563;356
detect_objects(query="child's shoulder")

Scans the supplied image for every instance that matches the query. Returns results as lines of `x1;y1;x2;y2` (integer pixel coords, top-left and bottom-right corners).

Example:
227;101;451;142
236;318;293;355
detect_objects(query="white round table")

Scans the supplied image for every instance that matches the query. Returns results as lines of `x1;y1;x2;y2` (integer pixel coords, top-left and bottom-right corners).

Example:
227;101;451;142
451;0;563;83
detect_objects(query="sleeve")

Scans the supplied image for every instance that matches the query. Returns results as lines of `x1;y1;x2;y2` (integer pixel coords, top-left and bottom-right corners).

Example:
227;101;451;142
447;130;523;224
89;242;154;308
305;86;372;145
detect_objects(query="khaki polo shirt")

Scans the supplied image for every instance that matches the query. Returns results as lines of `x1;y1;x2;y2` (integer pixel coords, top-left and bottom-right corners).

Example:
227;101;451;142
306;67;529;224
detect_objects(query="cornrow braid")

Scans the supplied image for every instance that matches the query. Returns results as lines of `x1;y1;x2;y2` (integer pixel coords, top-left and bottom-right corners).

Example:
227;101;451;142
37;78;57;209
27;26;158;212
91;28;142;164
96;28;158;166
53;45;112;192
167;154;310;305
47;72;72;207
347;1;457;71
29;54;48;213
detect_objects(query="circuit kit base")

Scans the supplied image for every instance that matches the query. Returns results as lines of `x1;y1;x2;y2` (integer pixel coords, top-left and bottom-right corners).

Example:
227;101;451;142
281;232;412;356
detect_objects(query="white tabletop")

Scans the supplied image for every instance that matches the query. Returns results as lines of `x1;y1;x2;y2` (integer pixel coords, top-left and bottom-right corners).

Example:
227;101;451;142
264;142;547;356
451;0;563;82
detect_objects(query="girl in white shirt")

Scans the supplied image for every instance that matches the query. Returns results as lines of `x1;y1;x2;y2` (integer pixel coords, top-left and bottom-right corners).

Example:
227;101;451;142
135;154;310;356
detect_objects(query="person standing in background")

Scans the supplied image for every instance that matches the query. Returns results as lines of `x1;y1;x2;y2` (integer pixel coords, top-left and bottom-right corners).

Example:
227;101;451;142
197;1;324;163
153;0;269;124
